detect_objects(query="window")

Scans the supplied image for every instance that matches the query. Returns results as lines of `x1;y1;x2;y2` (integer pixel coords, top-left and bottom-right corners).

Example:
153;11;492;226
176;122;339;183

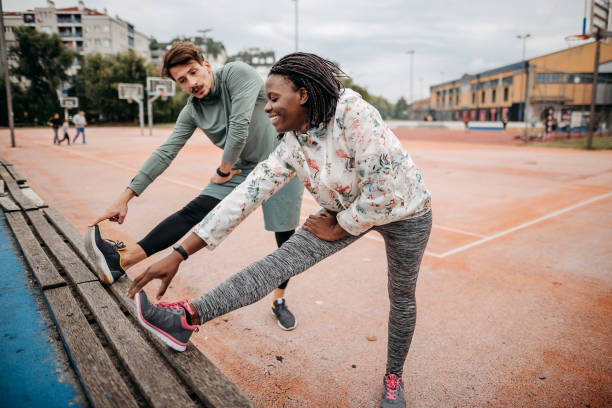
504;87;509;102
103;25;109;32
103;39;110;48
472;92;476;104
502;76;513;86
481;90;485;103
456;94;459;105
535;73;563;83
94;25;100;32
95;39;101;46
492;89;496;103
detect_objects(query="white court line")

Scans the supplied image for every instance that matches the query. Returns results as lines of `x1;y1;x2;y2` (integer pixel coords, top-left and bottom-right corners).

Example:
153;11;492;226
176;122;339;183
37;140;607;259
438;191;612;258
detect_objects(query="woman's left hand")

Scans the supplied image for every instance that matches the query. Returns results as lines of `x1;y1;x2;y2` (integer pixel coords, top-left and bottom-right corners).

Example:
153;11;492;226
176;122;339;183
303;210;349;241
127;251;183;300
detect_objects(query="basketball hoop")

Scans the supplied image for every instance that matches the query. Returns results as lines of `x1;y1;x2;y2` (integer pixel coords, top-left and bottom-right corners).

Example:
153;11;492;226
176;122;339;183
160;90;168;102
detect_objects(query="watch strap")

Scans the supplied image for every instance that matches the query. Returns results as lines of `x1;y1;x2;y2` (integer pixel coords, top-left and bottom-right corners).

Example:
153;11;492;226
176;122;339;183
216;167;231;177
172;244;188;260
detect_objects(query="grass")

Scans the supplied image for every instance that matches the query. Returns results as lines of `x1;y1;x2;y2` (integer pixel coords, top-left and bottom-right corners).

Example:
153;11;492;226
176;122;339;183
536;135;612;150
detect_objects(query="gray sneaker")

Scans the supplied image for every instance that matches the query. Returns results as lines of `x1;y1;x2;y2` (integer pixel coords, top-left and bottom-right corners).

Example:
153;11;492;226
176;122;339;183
380;373;406;407
271;298;297;330
135;291;198;352
84;225;126;285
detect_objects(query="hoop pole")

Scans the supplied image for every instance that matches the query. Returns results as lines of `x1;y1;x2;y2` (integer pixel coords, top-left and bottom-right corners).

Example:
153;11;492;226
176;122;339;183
588;30;601;149
138;100;144;136
0;0;15;148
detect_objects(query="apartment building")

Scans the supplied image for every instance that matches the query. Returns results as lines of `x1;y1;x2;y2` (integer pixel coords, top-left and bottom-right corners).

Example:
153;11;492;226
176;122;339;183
2;0;150;60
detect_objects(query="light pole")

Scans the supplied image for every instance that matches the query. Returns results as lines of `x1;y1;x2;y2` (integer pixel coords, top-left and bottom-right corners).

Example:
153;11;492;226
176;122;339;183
517;33;531;141
517;33;531;61
406;50;414;103
292;0;298;51
0;0;15;147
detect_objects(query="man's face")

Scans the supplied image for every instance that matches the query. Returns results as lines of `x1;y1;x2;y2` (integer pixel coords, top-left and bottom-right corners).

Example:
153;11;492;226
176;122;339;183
169;60;214;99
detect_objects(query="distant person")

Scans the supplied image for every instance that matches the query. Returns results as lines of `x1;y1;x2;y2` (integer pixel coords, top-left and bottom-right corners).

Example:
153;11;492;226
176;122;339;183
72;111;87;144
126;52;432;408
463;116;469;130
502;119;507;131
47;113;62;144
58;119;71;145
85;41;304;331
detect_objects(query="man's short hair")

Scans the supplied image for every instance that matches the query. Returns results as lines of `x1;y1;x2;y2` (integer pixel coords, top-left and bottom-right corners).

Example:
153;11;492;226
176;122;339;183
161;42;204;80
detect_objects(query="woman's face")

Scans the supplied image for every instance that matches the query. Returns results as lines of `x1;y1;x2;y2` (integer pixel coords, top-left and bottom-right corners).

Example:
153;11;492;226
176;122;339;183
265;74;309;133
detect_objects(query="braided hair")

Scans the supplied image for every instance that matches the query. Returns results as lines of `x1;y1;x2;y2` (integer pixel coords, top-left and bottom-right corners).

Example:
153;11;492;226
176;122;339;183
269;52;347;129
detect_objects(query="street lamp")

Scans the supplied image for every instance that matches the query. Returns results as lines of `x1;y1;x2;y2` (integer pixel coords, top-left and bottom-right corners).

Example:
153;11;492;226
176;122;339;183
517;33;531;141
293;0;299;51
517;33;531;61
406;50;414;103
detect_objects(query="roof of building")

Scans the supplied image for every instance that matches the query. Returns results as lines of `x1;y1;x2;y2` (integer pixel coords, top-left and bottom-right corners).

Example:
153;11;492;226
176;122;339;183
57;7;106;16
429;39;597;91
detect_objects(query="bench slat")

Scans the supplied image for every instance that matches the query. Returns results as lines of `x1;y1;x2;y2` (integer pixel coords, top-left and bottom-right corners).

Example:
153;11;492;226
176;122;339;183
0;195;20;212
42;207;95;271
5;212;65;289
77;281;198;408
26;210;96;284
111;278;254;408
45;286;139;408
0;166;37;210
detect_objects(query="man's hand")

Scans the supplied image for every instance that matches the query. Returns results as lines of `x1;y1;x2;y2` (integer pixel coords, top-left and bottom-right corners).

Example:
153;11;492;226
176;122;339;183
210;168;242;184
303;210;349;241
91;188;135;225
127;251;182;300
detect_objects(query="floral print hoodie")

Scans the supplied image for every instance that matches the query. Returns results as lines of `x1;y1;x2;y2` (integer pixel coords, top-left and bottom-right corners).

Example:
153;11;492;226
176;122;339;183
195;88;431;249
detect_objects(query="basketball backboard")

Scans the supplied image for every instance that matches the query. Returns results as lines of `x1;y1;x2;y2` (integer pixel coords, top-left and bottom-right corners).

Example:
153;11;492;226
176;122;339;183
60;97;79;109
118;83;144;101
146;77;175;97
589;0;612;36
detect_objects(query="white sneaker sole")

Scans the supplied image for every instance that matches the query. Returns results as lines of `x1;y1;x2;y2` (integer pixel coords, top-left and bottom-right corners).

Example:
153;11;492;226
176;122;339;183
135;294;187;352
83;226;114;285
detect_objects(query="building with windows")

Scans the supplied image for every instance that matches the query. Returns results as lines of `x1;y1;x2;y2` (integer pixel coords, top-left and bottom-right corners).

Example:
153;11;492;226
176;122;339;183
226;47;276;81
2;0;150;60
429;40;612;127
150;35;227;71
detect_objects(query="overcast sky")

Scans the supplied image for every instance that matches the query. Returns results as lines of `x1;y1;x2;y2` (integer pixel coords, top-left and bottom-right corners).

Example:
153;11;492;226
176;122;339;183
5;0;589;102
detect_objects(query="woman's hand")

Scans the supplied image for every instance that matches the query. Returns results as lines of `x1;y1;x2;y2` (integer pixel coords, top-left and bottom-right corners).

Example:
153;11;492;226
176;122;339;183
303;210;349;241
127;251;183;300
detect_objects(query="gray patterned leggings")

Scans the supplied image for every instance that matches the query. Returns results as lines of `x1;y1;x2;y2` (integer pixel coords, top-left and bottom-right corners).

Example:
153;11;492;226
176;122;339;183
192;210;432;375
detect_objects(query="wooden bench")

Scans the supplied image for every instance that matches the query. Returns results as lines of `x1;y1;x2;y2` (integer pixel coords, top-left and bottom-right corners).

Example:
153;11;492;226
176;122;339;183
0;157;254;408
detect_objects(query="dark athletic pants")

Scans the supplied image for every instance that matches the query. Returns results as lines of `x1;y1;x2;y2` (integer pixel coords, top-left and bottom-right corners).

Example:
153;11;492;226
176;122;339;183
192;210;432;375
138;194;293;290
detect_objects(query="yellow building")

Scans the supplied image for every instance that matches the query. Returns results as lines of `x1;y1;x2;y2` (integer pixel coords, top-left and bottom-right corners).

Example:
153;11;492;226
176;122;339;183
429;40;612;128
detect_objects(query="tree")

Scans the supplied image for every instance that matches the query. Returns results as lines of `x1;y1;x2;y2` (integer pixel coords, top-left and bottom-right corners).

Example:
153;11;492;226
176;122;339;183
394;97;408;119
9;27;76;124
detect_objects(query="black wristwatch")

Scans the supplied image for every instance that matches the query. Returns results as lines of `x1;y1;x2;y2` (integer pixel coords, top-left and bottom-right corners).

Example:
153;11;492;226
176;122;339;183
216;167;231;177
172;244;189;260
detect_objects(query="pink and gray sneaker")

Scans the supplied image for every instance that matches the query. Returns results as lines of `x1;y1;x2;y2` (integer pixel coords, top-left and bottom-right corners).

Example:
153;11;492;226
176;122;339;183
135;291;198;352
380;373;406;407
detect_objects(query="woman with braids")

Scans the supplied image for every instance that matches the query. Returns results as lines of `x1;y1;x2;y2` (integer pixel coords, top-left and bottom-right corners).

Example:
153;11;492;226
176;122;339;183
128;52;432;407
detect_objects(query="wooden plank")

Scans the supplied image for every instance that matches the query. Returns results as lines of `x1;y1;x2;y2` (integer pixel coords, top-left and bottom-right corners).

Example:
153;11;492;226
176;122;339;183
111;278;254;408
77;281;198;408
0;196;20;212
0;179;5;195
44;287;139;408
42;207;95;271
0;166;37;210
5;212;65;289
21;187;46;207
0;156;10;166
26;210;96;284
5;164;26;184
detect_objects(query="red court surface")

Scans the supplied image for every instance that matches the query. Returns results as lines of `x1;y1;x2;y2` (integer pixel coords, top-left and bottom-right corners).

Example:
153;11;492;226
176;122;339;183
1;126;611;407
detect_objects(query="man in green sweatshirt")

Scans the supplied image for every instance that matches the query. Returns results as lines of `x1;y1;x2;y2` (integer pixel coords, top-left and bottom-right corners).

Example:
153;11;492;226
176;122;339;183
85;42;303;331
